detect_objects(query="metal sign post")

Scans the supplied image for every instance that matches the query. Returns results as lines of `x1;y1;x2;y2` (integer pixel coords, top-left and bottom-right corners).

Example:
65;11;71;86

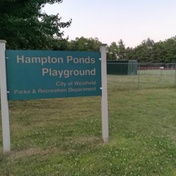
0;40;10;153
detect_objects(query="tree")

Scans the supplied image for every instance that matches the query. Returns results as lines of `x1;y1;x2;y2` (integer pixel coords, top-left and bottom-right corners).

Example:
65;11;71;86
125;47;133;60
132;38;155;62
118;39;126;59
107;42;118;60
68;37;101;51
0;0;72;49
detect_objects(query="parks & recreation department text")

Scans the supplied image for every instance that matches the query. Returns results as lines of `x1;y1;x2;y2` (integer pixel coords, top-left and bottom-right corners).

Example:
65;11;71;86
38;87;97;93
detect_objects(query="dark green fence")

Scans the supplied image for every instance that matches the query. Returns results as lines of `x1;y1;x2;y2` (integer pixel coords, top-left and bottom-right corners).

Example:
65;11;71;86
107;60;138;75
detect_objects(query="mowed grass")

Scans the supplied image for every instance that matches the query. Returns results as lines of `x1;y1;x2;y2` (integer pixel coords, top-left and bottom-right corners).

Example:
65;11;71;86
109;69;176;90
0;75;176;175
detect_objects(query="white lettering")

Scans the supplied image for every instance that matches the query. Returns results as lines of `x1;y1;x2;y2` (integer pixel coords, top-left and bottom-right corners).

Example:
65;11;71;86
67;56;95;64
42;68;96;78
16;55;63;65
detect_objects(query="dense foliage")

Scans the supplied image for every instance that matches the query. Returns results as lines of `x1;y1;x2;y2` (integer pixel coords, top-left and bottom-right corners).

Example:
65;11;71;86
0;0;72;49
107;37;176;63
130;38;176;63
64;37;176;63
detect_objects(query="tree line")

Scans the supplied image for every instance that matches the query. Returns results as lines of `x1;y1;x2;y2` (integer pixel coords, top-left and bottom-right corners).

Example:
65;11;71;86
107;37;176;63
1;0;176;63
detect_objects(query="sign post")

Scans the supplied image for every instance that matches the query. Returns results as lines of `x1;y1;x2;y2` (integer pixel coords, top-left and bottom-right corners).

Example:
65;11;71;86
0;40;10;153
100;44;109;142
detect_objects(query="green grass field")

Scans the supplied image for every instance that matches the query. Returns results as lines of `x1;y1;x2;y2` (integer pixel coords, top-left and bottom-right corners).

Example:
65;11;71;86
0;75;176;175
109;69;176;90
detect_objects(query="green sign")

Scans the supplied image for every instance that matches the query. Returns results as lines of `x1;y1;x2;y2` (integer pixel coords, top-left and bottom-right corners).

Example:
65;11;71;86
6;50;101;100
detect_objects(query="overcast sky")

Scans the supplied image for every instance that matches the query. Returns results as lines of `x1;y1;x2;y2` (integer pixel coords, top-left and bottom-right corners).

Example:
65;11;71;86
43;0;176;48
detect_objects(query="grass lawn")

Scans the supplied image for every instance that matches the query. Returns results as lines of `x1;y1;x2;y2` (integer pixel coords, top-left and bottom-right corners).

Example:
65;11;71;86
0;75;176;175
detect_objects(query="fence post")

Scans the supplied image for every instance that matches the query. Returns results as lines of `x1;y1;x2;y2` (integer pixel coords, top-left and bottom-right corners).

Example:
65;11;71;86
175;63;176;84
138;63;140;89
0;40;11;153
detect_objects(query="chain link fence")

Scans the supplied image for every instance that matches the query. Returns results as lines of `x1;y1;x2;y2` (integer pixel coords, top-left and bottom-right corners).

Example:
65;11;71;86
107;62;176;90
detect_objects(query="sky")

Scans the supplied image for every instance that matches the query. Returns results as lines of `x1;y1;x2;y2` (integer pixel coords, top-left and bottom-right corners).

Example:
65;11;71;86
43;0;176;48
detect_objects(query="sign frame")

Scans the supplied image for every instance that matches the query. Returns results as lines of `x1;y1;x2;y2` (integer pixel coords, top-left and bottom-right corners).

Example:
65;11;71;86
0;41;108;153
